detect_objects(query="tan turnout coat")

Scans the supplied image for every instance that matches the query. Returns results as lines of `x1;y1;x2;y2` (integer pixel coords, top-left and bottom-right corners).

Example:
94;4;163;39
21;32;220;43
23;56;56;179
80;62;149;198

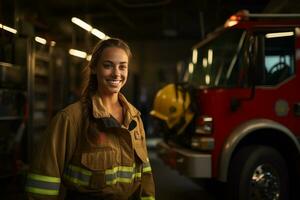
26;93;155;200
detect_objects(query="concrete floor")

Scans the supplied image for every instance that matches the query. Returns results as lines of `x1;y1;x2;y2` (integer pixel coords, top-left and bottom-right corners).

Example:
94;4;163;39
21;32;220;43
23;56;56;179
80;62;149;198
149;147;217;200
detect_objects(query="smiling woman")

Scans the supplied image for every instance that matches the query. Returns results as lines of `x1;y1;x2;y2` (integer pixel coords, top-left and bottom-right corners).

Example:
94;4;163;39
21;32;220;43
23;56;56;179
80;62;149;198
82;39;132;123
96;47;128;97
25;38;155;200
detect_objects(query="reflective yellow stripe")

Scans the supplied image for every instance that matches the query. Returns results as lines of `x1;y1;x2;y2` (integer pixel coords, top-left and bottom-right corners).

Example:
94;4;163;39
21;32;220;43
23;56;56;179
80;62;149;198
141;196;155;200
68;165;92;176
143;166;152;173
135;172;142;178
63;164;92;187
106;177;133;185
104;163;138;173
28;173;60;183
105;164;142;185
106;172;142;185
26;186;59;195
105;165;135;174
26;173;60;195
63;174;89;186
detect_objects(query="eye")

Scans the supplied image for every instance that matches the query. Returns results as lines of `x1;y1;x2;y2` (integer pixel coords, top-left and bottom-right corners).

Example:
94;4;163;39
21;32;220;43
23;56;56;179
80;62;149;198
119;65;128;70
103;63;113;69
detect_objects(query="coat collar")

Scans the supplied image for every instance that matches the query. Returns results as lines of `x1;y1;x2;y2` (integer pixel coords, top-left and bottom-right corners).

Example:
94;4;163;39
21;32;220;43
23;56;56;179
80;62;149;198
91;92;140;128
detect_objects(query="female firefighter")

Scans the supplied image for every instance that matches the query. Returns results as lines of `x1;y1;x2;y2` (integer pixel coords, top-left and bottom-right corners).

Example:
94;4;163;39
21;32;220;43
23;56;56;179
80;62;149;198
26;38;155;200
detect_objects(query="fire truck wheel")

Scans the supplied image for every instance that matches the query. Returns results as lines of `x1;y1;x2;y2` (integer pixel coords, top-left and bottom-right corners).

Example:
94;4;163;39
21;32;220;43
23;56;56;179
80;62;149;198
228;145;289;200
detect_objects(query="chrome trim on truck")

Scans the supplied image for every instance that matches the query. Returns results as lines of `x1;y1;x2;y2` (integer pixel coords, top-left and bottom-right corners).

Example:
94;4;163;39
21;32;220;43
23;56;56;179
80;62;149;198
157;141;212;178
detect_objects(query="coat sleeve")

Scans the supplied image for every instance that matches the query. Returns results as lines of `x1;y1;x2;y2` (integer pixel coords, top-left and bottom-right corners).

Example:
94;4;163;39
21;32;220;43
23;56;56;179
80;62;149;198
25;111;78;200
140;161;156;200
137;117;156;200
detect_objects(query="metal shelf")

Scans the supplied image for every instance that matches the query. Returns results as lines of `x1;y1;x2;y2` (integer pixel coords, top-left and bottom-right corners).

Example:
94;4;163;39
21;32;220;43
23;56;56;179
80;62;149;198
0;61;21;68
0;116;23;120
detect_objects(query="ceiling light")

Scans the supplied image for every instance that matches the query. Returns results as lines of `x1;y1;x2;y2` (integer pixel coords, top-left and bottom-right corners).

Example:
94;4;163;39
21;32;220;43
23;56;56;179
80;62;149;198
91;28;106;39
192;49;198;64
202;58;208;68
69;49;87;59
0;23;17;34
208;49;213;65
265;31;294;38
35;36;47;45
188;62;194;74
205;75;210;85
50;41;56;46
86;55;92;61
71;17;92;32
71;17;110;40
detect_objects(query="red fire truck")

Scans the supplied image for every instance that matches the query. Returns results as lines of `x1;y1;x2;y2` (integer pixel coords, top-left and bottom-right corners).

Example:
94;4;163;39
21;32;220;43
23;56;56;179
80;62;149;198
150;11;300;200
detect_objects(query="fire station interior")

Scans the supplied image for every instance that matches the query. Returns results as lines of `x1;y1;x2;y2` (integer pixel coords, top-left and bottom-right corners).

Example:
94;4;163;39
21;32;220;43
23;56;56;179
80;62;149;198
1;0;300;199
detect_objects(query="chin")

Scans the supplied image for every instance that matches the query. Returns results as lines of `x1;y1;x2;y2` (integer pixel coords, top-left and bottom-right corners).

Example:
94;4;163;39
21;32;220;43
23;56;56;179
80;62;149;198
108;88;121;94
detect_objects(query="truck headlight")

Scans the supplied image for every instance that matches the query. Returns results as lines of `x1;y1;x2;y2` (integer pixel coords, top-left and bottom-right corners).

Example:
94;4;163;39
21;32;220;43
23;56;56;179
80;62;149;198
191;136;215;150
195;116;213;135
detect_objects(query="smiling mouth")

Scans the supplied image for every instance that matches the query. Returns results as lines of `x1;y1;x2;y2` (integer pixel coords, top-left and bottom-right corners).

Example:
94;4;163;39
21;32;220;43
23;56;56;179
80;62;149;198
106;79;122;86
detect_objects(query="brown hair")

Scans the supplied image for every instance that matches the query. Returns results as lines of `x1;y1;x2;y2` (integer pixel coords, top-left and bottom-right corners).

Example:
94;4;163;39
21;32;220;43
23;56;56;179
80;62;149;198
80;38;132;116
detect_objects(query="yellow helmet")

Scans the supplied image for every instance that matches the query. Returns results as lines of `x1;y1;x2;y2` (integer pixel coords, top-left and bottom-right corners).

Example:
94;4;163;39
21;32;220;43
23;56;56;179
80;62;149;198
150;84;194;133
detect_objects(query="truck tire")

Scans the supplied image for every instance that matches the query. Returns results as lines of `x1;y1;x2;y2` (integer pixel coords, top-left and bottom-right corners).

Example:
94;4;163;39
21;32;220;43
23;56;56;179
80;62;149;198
228;145;289;200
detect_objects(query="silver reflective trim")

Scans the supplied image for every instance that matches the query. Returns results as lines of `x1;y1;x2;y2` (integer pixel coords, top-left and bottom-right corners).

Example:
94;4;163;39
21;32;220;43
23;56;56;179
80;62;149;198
106;171;134;181
63;165;91;186
26;179;60;190
64;168;90;182
105;164;142;185
157;141;211;178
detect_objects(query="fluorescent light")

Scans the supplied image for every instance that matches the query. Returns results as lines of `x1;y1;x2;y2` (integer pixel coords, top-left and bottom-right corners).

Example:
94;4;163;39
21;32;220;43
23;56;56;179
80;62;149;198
202;58;208;68
188;62;194;74
71;17;92;32
71;17;109;40
205;75;210;85
192;49;198;64
91;28;106;39
2;24;17;34
69;49;87;59
265;31;294;38
208;49;213;65
50;41;56;46
35;36;47;45
86;54;92;61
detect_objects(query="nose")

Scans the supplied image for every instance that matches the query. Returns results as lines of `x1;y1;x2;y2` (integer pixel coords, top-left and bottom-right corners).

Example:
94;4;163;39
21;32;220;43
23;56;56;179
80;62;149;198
112;66;121;77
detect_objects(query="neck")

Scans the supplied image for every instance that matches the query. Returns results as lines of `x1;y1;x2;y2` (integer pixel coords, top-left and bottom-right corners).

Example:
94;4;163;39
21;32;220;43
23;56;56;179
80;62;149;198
97;91;124;124
98;91;120;112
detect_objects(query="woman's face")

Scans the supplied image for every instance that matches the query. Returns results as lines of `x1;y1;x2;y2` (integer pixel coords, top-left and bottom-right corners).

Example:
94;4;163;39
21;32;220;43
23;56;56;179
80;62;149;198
95;47;129;96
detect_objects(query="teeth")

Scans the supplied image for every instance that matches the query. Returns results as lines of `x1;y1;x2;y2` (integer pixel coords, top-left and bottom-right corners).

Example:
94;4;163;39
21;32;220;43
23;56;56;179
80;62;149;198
107;80;121;85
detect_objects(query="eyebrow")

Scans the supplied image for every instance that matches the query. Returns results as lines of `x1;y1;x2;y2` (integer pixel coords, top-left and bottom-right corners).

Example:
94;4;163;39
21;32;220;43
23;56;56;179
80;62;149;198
103;60;128;64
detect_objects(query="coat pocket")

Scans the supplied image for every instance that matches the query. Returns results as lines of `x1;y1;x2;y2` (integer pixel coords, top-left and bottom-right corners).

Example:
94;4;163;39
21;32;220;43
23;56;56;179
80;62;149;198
81;149;116;170
81;149;116;189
